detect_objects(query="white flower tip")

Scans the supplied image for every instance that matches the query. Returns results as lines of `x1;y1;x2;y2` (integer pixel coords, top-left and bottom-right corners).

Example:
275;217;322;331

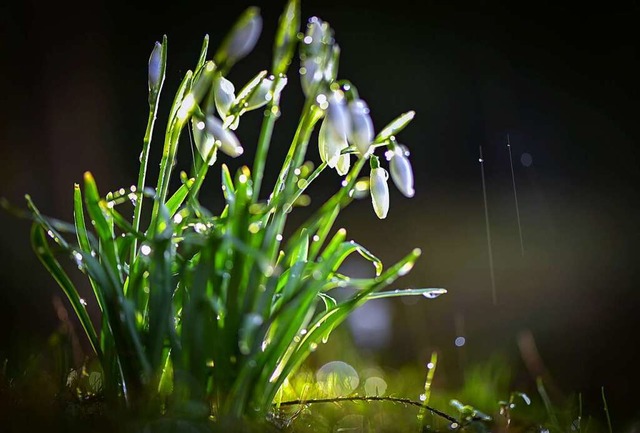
148;41;163;90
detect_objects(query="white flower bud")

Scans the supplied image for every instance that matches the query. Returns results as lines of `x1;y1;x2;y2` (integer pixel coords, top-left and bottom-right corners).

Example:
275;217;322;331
214;76;236;120
370;167;390;219
389;147;415;198
225;9;263;64
148;41;163;92
205;115;244;158
348;99;374;156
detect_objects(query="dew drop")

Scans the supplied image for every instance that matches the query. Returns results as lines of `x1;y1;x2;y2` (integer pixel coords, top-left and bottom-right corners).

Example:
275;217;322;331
422;289;446;299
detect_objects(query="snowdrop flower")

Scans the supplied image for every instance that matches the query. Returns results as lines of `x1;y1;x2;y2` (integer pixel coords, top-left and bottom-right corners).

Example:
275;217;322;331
300;57;323;96
205;115;244;158
370;162;390;219
318;92;350;171
215;7;263;68
245;75;288;111
389;145;415;198
214;76;236;121
192;118;216;165
303;17;327;58
348;99;374;156
148;41;163;93
299;17;333;96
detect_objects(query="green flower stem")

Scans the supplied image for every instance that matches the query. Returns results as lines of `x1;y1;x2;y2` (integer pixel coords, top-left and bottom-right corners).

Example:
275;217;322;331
130;104;160;261
288;155;366;259
149;71;193;232
264;107;317;261
251;76;284;202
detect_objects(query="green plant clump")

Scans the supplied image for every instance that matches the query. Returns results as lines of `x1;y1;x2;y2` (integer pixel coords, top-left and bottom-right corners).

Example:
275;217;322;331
14;0;446;426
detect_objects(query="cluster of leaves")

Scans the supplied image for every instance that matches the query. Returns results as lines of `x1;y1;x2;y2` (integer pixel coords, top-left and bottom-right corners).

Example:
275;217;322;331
14;0;448;424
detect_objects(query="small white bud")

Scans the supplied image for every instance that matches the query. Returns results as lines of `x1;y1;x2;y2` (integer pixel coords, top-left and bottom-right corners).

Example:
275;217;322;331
348;99;374;156
389;147;415;198
370;167;390;219
205;115;244;158
148;41;163;92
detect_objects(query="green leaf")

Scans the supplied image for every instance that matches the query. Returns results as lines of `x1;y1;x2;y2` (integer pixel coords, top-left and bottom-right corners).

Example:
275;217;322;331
166;177;195;216
31;224;101;359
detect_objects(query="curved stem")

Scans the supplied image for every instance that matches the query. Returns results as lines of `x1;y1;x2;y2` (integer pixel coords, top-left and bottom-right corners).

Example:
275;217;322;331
276;396;458;424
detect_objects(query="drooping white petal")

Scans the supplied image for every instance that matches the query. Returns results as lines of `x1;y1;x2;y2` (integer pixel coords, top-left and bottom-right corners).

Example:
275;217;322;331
348;99;374;156
326;92;350;141
370;167;390;219
245;75;287;111
205;115;244;158
389;148;415;198
191;118;217;165
318;117;341;168
300;58;323;96
214;76;236;120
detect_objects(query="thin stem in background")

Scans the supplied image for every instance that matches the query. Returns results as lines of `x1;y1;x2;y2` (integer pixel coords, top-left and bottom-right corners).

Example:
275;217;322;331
601;386;613;433
131;105;160;262
252;77;284;202
277;396;458;424
479;145;497;305
507;134;525;256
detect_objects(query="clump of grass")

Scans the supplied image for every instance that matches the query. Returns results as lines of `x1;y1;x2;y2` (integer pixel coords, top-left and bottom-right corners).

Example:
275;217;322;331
5;0;447;425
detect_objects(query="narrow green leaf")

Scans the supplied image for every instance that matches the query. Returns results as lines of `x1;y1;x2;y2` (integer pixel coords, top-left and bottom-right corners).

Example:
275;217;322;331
31;224;101;359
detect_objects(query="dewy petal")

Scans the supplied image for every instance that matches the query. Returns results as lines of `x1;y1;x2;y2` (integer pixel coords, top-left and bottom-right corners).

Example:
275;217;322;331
390;149;415;198
300;58;322;96
318;117;340;168
348;99;374;156
304;17;326;58
326;92;350;141
192;118;217;165
205;115;244;158
370;167;390;219
214;76;236;120
245;77;272;111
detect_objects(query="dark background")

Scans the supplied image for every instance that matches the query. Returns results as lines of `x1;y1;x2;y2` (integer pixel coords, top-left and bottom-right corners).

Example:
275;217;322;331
1;0;639;427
